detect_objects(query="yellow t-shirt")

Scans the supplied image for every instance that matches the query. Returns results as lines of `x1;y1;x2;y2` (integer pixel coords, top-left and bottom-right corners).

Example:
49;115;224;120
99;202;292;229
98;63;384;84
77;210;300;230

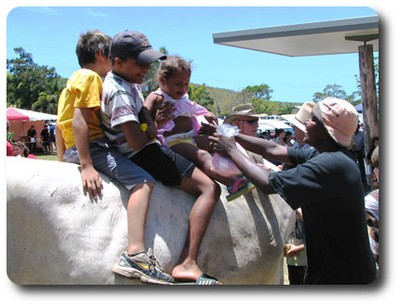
57;69;105;149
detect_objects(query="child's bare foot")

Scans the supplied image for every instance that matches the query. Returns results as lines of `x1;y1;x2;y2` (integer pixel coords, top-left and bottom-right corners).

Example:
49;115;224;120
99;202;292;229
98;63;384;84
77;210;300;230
172;264;221;285
171;262;202;282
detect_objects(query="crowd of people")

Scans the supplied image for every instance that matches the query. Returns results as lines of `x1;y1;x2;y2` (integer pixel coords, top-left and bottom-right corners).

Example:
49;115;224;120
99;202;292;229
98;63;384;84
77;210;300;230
7;122;56;159
6;28;379;286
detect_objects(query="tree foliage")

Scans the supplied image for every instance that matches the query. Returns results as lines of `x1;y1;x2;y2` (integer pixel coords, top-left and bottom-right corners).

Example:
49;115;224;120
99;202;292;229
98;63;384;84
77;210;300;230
7;46;369;119
142;47;168;97
313;56;379;105
7;47;64;113
32;91;58;114
242;84;273;101
189;83;214;109
312;83;360;105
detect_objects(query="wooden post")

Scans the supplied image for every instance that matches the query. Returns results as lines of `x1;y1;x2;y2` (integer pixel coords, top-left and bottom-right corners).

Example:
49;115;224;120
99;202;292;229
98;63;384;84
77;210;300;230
358;44;379;156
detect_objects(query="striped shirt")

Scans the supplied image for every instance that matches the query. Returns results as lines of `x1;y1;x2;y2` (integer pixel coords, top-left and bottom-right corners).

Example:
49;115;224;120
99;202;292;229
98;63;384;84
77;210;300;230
100;72;157;158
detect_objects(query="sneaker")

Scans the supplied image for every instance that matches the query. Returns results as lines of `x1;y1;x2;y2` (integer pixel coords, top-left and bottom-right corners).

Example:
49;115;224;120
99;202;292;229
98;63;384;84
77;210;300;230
112;249;174;285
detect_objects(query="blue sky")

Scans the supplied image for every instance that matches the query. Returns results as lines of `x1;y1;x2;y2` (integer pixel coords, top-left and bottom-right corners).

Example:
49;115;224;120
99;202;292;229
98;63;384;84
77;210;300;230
6;6;377;103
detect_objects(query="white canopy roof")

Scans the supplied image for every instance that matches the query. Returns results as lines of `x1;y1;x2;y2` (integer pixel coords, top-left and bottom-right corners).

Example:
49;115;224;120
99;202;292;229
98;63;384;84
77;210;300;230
213;16;379;57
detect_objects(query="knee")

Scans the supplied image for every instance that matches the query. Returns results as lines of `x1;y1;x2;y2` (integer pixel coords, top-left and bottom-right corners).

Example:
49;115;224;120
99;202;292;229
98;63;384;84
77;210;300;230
198;149;210;161
207;180;221;201
198;149;213;169
196;177;221;201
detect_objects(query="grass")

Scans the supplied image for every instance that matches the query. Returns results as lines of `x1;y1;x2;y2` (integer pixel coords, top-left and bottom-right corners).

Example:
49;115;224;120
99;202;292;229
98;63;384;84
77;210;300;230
36;154;58;161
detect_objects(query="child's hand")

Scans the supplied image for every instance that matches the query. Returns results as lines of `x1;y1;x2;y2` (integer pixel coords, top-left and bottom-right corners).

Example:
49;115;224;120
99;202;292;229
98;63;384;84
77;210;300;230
80;164;103;199
155;101;175;128
204;112;219;125
198;122;217;135
283;244;297;257
283;244;304;257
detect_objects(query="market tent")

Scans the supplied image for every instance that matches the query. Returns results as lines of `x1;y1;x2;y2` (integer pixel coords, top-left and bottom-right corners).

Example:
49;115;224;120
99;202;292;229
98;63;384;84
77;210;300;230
6;107;57;140
6;107;57;121
6;107;30;121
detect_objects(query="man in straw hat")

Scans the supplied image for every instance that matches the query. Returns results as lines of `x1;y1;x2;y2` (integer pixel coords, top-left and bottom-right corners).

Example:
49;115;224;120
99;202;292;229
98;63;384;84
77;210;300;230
220;104;266;200
210;97;377;284
282;102;315;149
224;104;265;137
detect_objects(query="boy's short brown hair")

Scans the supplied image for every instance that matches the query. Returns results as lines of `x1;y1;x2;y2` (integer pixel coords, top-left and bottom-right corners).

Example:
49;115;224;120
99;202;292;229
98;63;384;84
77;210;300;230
75;30;111;67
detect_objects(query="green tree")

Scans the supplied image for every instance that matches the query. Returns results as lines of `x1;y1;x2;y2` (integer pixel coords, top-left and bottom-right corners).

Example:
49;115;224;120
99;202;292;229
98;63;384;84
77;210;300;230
242;84;273;101
252;98;275;114
31;79;63;114
32;91;58;114
312;84;358;104
142;46;168;97
188;83;214;109
7;47;62;110
277;103;296;115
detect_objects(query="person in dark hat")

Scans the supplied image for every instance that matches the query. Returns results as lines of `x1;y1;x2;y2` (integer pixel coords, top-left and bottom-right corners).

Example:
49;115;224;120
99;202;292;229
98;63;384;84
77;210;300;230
210;97;377;284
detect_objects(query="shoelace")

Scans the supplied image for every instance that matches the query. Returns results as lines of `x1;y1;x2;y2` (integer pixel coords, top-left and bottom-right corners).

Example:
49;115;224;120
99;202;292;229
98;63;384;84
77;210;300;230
146;248;167;273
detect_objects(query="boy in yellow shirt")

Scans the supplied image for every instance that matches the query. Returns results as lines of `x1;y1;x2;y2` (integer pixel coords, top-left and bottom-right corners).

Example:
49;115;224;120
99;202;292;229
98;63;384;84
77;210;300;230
56;30;173;285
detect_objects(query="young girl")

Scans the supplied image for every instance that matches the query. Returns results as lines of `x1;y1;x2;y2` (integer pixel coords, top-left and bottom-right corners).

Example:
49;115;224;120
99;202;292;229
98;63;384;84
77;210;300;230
144;55;254;201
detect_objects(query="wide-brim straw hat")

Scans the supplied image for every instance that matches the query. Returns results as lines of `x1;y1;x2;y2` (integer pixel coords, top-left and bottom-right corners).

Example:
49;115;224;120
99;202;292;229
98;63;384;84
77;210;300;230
224;104;266;124
281;102;316;133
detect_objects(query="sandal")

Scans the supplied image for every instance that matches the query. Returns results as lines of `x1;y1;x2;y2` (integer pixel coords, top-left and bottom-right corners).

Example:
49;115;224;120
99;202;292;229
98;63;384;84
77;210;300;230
226;177;255;202
174;273;221;285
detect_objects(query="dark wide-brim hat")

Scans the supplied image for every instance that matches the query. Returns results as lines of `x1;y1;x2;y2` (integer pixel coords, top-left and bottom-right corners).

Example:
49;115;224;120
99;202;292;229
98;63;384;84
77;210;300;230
224;104;266;124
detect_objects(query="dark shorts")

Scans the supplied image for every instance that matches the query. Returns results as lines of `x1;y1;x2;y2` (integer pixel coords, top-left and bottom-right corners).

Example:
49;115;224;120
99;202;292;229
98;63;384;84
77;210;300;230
131;143;195;186
64;139;155;191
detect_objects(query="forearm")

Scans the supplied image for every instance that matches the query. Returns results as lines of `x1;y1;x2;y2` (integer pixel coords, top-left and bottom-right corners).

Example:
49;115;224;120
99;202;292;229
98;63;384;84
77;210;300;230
228;146;276;194
120;121;151;151
55;125;65;162
73;125;93;168
235;133;291;164
72;109;93;168
139;107;154;125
